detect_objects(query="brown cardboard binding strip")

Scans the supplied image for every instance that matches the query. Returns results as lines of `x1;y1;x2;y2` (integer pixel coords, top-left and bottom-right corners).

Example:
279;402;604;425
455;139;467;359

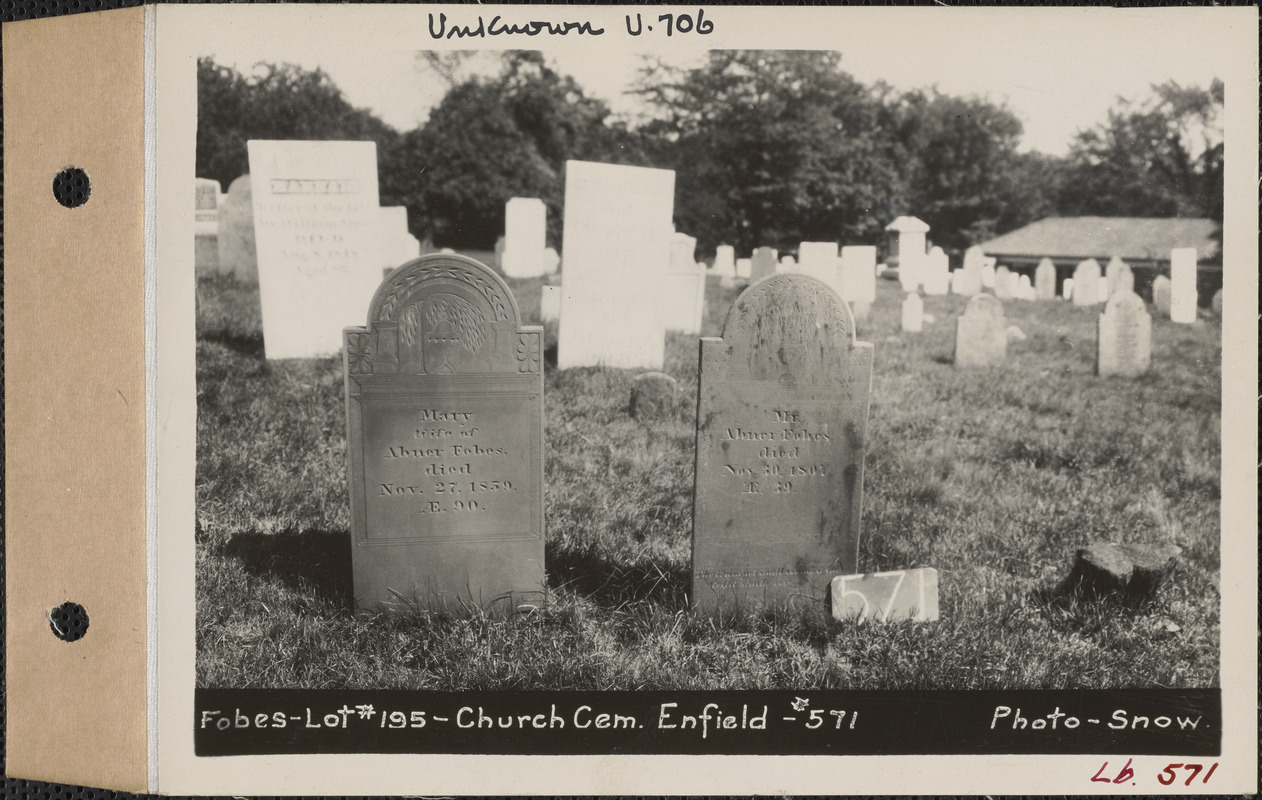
3;7;148;792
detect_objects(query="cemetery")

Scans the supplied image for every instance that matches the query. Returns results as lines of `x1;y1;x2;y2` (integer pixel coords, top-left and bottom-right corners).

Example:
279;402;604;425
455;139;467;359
193;52;1223;694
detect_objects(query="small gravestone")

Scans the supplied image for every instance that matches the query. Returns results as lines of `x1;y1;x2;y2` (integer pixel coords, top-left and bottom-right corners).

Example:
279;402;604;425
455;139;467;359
1105;256;1135;298
693;274;873;611
343;253;544;613
540;284;561;322
777;255;796;271
1151;275;1172;314
713;244;736;277
1063;277;1075;301
662;232;706;333
839;246;877;307
993;266;1013;299
922;247;949;296
630;372;678;420
956;246;983;295
736;258;753;280
954;293;1007;367
830;568;939;623
1211;288;1223;315
1072;259;1102;307
216;174;257;281
1017;274;1034;300
751;247;778;281
543;246;560;274
1169;247;1198;323
901;292;923;333
798;241;840;293
502;197;547;278
1096;290;1151;377
1035;258;1056;300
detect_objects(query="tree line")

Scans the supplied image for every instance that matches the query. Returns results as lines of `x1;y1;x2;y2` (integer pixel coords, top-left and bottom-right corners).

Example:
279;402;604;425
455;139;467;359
197;51;1223;259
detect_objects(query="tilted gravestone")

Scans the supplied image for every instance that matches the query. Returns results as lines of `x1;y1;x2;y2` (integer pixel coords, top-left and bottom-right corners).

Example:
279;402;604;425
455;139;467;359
1096;290;1151;378
216;174;257;281
751;247;778;282
1035;258;1057;300
901;292;923;333
1072;259;1102;307
343;253;545;612
1151;275;1172;315
693;274;874;611
954;293;1007;368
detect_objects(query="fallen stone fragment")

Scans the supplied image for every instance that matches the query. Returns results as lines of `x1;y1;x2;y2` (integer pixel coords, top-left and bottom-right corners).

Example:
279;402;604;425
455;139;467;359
1055;542;1181;604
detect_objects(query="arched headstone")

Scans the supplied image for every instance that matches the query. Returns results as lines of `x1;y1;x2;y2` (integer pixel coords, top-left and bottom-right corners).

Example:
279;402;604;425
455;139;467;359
1035;258;1057;300
1097;290;1151;377
1072;259;1103;307
954;293;1007;367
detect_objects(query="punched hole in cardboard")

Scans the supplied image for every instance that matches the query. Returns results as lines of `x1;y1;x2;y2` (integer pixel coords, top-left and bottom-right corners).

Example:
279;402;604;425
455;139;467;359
48;601;89;642
52;167;91;208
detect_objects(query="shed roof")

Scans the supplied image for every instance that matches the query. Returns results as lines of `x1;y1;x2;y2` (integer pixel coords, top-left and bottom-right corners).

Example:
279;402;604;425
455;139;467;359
978;217;1220;263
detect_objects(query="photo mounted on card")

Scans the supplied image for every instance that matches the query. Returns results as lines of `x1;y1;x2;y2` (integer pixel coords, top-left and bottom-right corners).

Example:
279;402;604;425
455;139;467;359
147;4;1256;795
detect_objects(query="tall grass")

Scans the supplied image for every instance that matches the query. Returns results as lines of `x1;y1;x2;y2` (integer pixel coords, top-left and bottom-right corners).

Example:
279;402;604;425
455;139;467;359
196;272;1220;690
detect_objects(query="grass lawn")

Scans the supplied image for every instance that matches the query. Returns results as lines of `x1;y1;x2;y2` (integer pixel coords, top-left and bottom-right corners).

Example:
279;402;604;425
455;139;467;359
195;267;1221;691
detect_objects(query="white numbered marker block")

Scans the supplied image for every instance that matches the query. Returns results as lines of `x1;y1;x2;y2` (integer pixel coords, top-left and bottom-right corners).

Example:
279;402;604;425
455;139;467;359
830;567;939;623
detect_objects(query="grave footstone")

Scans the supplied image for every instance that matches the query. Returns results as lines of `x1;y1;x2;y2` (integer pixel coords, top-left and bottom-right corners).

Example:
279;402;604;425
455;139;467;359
343;253;544;612
693;274;873;611
558;160;674;369
922;246;949;296
540;284;561;322
1072;259;1102;307
1169;247;1198;323
216;174;257;281
901;292;923;333
1034;258;1057;300
1096;290;1151;377
248;140;384;359
629;372;678;420
1151;275;1171;314
751;247;778;281
954;293;1007;367
502;197;547;278
956;246;984;295
1055;542;1180;605
994;266;1013;299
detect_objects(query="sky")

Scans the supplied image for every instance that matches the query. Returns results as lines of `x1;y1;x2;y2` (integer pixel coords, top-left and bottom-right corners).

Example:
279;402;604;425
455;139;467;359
202;9;1234;157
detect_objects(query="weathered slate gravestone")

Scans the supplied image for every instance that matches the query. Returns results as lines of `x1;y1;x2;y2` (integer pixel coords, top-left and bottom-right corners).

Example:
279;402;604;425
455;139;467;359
629;372;678;420
955;246;984;296
954;293;1007;368
502;197;547;278
751;247;778;281
839;245;877;320
343;253;544;613
901;292;923;333
994;265;1013;299
248;140;383;359
1035;257;1057;300
693;274;873;611
540;284;561;322
1096;290;1151;378
1169;247;1198;323
558;160;674;369
194;178;221;273
216;174;257;281
922;246;949;296
1072;258;1102;307
1151;275;1172;314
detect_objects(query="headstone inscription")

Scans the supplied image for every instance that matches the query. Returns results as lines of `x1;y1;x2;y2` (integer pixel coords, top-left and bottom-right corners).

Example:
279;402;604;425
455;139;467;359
1035;258;1057;300
955;246;984;296
558;160;675;369
901;292;923;333
502;197;547;278
216;174;257;281
1169;247;1198;323
693;274;874;611
954;293;1007;368
1151;275;1171;314
751;247;778;281
343;253;545;612
247;140;383;359
194;178;221;273
1072;259;1102;307
1096;290;1151;378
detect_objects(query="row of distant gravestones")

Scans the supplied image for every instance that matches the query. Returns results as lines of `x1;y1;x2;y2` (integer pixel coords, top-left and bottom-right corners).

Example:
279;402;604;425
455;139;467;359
342;252;936;624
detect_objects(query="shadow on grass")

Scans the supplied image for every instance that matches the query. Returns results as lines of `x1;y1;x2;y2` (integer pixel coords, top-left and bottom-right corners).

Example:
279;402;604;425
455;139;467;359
545;541;689;610
223;529;354;609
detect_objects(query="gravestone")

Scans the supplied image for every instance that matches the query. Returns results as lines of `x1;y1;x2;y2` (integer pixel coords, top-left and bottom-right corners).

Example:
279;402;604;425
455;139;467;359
981;263;996;290
629;372;678;420
884;216;928;291
1151;275;1172;315
778;255;796;271
248;140;383;359
954;293;1007;368
1105;256;1127;296
671;232;698;271
994;266;1013;299
558;160;674;369
194;178;221;273
502;197;547;278
343;253;544;612
1096;276;1109;303
540;285;561;322
1211;288;1223;315
662;258;706;334
543;246;560;274
713;244;736;277
1063;277;1075;301
751;247;778;281
1071;259;1102;307
693;274;873;611
1096;290;1151;378
1035;258;1056;300
839;245;877;321
1169;247;1197;323
956;246;984;295
901;292;923;333
216;174;257;281
922;247;949;296
377;206;417;271
736;258;753;280
798;242;840;292
1017;274;1034;300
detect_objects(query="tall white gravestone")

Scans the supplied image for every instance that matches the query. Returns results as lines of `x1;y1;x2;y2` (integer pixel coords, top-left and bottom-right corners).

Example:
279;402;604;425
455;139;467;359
502;197;547;278
798;241;840;292
1097;290;1151;378
558;160;675;369
922;246;950;296
1072;259;1103;307
377;206;417;270
885;216;929;292
1169;247;1198;323
956;246;984;296
247;140;383;359
713;244;736;277
662;232;706;334
839;245;877;319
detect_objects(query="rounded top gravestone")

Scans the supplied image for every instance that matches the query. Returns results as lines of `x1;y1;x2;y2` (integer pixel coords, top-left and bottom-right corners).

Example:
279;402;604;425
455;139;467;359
630;372;679;420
